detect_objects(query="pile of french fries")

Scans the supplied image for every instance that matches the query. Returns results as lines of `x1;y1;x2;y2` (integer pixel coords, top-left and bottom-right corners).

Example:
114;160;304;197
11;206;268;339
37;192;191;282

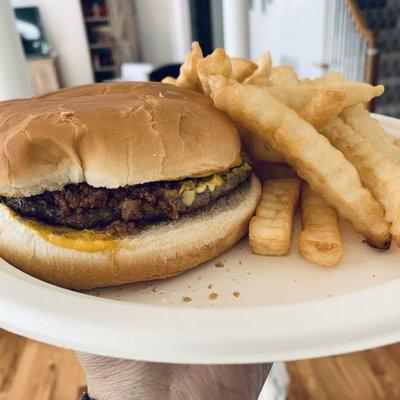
162;42;400;267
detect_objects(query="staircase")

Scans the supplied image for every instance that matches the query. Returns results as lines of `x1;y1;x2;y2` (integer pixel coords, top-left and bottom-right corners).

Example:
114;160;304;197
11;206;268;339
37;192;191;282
359;0;400;117
323;0;400;117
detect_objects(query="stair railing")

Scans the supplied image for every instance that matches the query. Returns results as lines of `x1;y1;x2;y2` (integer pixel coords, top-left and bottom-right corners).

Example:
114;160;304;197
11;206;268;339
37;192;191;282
323;0;378;84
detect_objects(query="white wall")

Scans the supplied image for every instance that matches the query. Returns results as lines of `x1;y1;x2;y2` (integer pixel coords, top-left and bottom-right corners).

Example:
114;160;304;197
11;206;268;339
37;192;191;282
135;0;191;67
249;0;327;79
0;0;32;100
169;0;192;63
222;0;250;57
12;0;93;87
210;0;224;48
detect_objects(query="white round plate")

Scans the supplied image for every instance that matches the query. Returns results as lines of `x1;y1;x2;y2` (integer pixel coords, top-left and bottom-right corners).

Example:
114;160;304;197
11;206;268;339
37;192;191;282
1;114;400;364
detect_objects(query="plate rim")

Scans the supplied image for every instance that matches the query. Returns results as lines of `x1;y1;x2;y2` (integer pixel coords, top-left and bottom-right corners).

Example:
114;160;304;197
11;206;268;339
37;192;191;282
1;113;400;363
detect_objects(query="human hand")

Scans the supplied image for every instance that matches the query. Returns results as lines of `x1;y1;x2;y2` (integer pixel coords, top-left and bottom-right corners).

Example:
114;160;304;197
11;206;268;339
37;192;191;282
77;352;271;400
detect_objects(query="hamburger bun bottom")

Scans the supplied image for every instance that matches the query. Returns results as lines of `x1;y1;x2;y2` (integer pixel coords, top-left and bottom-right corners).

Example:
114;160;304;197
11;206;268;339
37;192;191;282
0;175;261;290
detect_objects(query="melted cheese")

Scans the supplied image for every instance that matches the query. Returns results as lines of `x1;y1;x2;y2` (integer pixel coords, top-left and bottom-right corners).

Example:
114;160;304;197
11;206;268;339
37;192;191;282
206;175;223;192
195;184;207;194
182;190;196;206
178;174;224;196
15;213;118;253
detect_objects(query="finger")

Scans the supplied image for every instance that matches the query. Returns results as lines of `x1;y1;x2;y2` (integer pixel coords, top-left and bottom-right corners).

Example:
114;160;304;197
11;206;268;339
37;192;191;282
76;353;170;400
170;363;272;400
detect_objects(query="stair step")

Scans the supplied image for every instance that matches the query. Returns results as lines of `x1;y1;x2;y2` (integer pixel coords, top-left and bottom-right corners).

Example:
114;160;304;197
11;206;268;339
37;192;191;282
362;8;399;30
375;77;400;106
347;1;400;117
377;29;400;52
375;103;400;118
378;52;400;77
378;76;400;86
356;0;388;10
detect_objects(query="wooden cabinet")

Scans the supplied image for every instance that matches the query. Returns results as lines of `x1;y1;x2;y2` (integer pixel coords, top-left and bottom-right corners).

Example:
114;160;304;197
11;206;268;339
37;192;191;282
27;57;60;96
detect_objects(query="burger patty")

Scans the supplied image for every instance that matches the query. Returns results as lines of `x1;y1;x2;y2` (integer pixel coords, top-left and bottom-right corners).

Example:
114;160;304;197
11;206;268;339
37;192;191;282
2;159;251;234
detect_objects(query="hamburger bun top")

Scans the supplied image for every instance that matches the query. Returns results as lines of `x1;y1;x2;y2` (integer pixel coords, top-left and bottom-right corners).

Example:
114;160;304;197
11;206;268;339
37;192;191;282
0;82;240;197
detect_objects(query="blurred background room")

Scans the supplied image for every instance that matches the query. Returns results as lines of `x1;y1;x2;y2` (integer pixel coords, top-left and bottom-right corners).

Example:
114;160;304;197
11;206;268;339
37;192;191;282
1;0;399;119
1;0;400;399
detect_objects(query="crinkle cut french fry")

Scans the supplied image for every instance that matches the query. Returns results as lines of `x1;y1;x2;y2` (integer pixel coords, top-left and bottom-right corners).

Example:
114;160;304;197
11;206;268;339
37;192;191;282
296;82;382;132
297;89;345;131
249;179;300;256
294;82;383;131
323;117;400;246
197;48;232;96
161;76;177;85
270;65;300;85
208;76;391;249
252;162;297;181
244;52;272;85
230;58;257;83
245;77;271;86
266;83;383;119
266;85;336;113
299;183;343;267
240;129;285;163
308;72;345;85
340;104;400;165
175;41;203;91
318;82;384;108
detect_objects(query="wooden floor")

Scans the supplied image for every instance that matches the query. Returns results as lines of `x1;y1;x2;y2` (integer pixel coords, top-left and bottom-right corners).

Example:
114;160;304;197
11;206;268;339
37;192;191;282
1;328;399;400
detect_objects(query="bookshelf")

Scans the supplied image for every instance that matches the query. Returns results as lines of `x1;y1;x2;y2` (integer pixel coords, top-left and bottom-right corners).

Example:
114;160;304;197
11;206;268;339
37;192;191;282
80;0;141;82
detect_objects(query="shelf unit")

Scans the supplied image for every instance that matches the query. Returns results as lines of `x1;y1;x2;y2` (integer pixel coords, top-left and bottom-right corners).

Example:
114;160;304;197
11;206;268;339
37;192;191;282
80;0;141;82
89;42;114;49
93;65;118;73
85;16;109;23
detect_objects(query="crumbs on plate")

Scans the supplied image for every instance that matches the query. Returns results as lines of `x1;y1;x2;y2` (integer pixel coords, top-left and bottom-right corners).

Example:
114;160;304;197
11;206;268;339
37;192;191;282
209;292;218;300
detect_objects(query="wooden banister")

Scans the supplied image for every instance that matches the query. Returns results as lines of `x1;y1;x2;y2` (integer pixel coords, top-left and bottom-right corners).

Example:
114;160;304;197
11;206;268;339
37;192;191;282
344;0;379;84
345;0;376;48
